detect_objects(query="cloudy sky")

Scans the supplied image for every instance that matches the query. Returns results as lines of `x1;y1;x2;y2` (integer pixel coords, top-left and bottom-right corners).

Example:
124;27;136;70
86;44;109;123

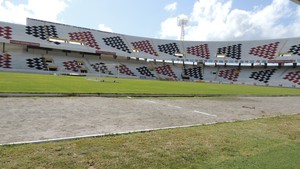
0;0;300;41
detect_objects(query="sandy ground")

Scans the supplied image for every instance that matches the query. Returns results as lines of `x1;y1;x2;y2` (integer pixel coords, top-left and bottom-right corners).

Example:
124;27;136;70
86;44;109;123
0;96;299;144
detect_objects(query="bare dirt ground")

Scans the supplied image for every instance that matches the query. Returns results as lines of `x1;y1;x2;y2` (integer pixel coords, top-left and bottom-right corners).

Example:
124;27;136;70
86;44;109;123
0;96;299;145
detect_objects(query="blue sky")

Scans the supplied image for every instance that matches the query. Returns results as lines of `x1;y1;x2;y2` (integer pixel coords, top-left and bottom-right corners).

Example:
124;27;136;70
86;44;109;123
0;0;300;41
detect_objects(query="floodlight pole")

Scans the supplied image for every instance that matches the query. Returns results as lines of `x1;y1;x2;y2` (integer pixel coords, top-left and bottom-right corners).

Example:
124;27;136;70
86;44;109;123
177;16;189;62
177;17;188;41
179;23;185;41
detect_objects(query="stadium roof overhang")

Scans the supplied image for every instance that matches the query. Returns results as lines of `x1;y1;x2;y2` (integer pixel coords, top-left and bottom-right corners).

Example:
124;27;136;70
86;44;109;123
291;0;300;5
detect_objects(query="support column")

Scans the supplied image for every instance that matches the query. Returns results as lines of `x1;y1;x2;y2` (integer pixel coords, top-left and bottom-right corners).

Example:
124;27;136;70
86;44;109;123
2;43;5;53
293;62;297;68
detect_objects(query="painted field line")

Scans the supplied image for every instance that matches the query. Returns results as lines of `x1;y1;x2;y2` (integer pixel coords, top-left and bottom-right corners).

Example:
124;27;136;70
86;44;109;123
1;113;297;146
144;100;157;104
0;123;218;146
193;110;217;117
167;105;182;109
144;100;182;109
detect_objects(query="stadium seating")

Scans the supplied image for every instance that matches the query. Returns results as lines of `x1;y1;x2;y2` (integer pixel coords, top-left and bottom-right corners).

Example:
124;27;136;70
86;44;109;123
136;66;155;77
186;44;210;59
117;64;136;76
25;25;59;44
0;26;12;40
157;43;180;56
90;62;113;75
283;70;300;85
183;66;203;80
288;44;300;56
103;36;131;54
217;44;242;60
0;53;12;68
69;31;100;50
1;18;300;87
155;64;177;79
26;57;48;70
63;60;87;73
218;68;240;81
131;40;158;56
249;42;279;60
249;69;276;83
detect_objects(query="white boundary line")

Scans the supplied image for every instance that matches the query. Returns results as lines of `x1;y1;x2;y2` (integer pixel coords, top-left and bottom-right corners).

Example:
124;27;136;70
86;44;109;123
144;99;182;109
0;123;218;146
193;110;217;117
167;105;182;109
144;100;157;104
1;113;298;146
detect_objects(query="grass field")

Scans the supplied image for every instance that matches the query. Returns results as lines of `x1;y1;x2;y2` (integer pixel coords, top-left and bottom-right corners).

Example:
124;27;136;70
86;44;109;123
0;72;300;95
0;114;299;169
1;71;299;168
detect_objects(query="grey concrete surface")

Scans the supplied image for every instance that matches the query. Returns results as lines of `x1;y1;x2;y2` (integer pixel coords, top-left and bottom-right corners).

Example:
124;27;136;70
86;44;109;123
0;97;299;144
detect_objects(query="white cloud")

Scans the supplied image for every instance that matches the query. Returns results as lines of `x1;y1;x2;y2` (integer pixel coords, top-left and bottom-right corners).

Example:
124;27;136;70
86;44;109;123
0;0;70;25
98;24;113;32
159;14;188;40
164;2;177;11
159;17;180;39
159;0;300;41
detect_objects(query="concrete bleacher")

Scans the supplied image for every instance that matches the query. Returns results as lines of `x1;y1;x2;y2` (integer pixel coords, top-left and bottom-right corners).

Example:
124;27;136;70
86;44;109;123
217;43;242;60
1;18;300;87
217;68;241;82
183;66;204;80
249;42;279;60
26;57;49;71
2;46;300;88
0;26;12;40
136;66;156;78
154;64;178;79
0;52;12;69
283;70;300;86
186;44;210;59
205;66;300;87
131;40;158;57
2;18;299;62
10;52;43;71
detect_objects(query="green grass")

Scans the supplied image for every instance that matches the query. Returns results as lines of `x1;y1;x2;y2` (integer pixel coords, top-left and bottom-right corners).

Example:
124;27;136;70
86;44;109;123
0;114;299;169
0;72;299;168
0;72;300;95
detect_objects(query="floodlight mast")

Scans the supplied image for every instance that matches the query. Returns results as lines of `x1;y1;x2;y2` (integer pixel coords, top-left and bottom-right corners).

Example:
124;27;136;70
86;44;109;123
177;16;188;41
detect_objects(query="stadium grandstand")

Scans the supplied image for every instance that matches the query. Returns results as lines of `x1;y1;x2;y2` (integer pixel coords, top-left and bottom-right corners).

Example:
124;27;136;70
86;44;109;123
1;18;300;88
